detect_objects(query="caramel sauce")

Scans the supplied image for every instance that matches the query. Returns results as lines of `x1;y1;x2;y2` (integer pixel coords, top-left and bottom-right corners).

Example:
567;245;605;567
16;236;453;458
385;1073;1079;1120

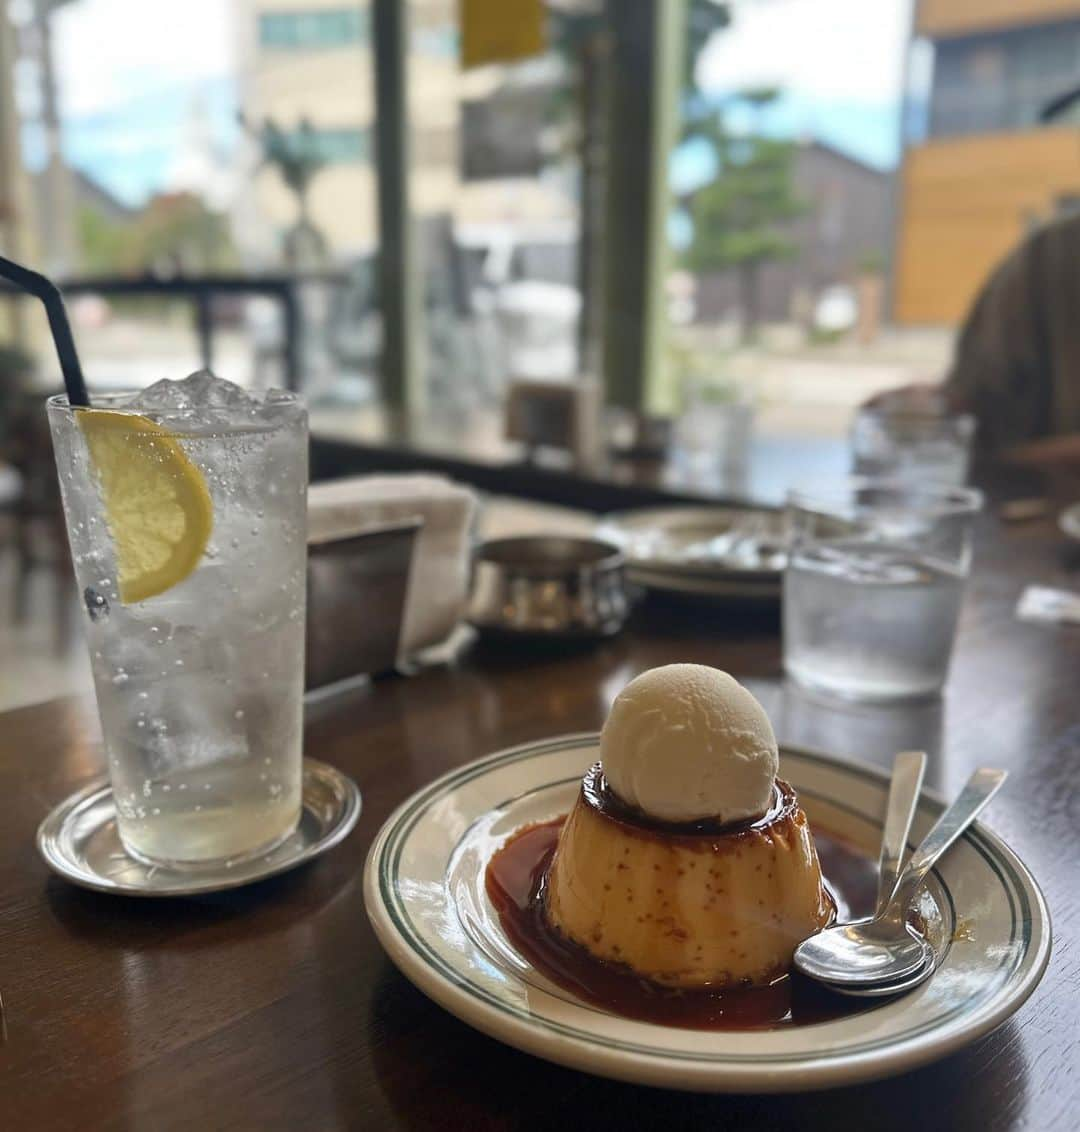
582;762;794;845
485;818;879;1030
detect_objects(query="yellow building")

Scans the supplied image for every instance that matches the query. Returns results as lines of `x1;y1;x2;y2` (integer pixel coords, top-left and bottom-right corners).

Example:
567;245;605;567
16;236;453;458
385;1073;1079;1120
895;0;1080;325
232;0;461;260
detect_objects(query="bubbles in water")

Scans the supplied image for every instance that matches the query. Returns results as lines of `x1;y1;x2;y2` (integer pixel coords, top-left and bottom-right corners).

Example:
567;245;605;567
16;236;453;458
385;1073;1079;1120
234;709;245;720
85;588;110;621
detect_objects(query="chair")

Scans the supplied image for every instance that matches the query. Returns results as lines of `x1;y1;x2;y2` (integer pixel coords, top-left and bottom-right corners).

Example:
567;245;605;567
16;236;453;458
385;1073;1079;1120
2;391;75;655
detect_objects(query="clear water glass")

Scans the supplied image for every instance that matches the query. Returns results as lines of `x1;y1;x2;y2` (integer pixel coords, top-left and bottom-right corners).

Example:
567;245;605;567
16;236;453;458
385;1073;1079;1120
783;481;982;702
674;380;753;484
47;386;308;868
851;409;976;486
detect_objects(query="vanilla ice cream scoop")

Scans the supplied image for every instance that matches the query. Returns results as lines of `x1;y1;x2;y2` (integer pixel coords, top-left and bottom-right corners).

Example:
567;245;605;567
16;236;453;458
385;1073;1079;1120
600;664;778;824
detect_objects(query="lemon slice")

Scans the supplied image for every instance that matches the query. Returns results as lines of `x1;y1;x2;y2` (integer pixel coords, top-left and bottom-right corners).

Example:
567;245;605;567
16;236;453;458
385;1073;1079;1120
78;409;213;603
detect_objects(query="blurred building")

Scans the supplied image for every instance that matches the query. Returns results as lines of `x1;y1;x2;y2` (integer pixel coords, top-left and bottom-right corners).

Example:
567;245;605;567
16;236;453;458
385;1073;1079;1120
32;167;133;227
895;0;1080;325
232;1;576;268
691;140;892;325
233;0;461;260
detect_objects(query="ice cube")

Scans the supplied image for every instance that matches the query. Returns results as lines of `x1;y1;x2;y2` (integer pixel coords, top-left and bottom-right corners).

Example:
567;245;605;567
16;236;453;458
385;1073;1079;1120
131;370;257;413
139;676;250;777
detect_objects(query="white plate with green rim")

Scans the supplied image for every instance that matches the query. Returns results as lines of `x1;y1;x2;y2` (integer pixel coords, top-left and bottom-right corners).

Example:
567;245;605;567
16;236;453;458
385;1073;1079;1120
363;735;1050;1093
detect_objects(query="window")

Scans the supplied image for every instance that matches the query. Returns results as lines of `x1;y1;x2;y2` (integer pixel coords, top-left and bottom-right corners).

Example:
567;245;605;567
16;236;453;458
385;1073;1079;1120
414;25;458;58
259;9;368;50
929;21;1080;138
511;243;576;288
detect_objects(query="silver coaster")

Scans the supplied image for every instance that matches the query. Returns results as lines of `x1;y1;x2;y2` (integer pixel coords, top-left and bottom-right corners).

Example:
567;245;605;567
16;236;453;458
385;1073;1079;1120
36;758;361;897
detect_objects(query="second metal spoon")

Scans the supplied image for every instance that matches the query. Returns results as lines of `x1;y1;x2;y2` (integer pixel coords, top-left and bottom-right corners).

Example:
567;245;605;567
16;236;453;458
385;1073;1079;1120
795;766;1006;989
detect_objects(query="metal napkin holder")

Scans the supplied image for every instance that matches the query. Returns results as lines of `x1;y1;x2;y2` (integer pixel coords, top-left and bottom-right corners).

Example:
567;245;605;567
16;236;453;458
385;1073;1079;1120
305;517;422;690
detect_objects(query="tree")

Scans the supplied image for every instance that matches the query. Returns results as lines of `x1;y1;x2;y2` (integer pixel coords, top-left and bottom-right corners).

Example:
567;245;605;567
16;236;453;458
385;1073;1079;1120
682;90;805;342
132;192;235;273
76;192;235;275
76;205;129;274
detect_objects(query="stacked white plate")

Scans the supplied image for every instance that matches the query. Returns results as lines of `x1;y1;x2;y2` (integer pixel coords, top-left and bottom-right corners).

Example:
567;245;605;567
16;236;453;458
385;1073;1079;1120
597;505;785;600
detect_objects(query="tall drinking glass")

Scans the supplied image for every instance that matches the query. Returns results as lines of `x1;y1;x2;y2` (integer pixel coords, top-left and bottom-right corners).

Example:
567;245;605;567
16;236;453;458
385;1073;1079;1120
674;378;754;482
47;379;308;867
783;481;982;702
851;408;975;485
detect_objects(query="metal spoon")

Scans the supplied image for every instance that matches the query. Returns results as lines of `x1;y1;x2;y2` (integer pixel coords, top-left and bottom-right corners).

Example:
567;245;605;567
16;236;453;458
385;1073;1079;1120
828;952;937;998
808;750;931;998
872;750;927;916
795;767;1006;989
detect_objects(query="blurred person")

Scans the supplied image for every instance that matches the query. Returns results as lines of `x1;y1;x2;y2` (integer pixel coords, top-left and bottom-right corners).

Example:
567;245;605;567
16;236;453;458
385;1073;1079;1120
871;210;1080;467
872;88;1080;470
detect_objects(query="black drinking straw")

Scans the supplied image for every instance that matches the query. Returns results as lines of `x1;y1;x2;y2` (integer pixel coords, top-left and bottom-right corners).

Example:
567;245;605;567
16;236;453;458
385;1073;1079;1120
0;252;89;407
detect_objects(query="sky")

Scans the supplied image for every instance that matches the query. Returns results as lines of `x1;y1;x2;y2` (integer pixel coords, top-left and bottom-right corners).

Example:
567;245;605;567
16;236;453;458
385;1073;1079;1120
42;0;237;204
35;0;914;207
674;0;914;193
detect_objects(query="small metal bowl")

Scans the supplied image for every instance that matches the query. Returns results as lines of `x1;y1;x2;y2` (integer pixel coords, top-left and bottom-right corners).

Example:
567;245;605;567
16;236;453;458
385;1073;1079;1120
468;536;629;640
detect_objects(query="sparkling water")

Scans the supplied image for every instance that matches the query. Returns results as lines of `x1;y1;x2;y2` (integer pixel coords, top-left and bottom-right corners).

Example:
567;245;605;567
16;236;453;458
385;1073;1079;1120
783;541;965;701
49;374;307;866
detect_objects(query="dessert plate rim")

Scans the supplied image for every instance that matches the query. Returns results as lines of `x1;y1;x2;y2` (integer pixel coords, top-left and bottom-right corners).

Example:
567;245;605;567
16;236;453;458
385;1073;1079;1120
362;733;1051;1093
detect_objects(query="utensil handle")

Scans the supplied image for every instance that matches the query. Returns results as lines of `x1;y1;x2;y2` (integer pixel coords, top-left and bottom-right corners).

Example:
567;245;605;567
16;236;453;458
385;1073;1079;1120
875;750;927;914
886;767;1006;920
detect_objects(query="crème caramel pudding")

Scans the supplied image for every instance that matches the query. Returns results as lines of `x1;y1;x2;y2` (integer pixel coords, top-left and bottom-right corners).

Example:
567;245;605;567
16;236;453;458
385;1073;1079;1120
544;664;834;988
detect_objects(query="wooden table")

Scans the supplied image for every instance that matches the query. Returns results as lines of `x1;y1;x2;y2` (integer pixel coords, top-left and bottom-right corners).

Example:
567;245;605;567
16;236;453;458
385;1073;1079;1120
2;470;1078;1130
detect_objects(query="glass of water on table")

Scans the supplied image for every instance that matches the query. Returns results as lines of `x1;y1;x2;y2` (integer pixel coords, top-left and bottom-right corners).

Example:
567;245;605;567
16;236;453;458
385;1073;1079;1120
783;481;982;702
47;372;308;868
851;408;975;485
